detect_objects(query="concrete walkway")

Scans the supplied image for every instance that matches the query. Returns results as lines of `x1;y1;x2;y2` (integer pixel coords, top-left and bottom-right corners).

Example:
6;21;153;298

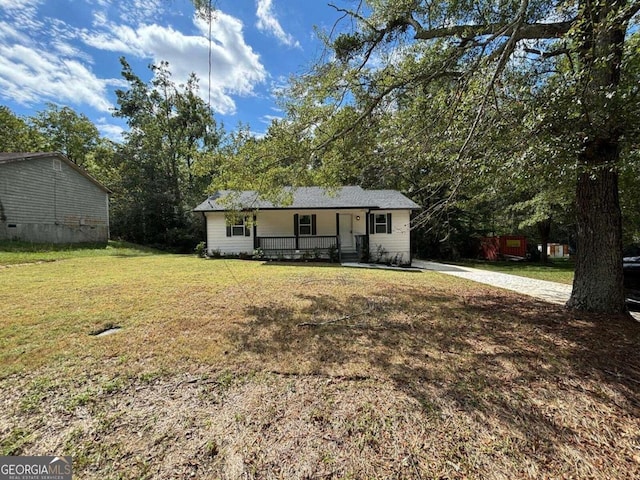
413;259;640;321
412;260;573;305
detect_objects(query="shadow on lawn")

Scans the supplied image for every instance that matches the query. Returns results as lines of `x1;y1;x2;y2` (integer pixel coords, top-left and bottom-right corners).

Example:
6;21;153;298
235;284;640;466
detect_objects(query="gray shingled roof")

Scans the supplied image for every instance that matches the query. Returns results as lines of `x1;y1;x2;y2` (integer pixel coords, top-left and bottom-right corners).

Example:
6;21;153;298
194;186;420;211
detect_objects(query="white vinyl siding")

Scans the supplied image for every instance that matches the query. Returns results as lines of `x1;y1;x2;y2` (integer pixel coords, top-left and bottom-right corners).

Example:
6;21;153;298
255;210;330;237
205;212;253;254
204;208;411;264
369;210;411;264
253;210;292;237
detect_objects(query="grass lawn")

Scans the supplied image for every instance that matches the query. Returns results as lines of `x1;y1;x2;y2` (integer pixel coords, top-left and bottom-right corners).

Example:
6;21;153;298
0;245;638;478
0;240;160;265
450;259;575;284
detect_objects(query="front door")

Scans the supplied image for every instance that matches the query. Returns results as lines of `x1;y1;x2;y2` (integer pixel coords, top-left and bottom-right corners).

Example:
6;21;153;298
339;214;353;250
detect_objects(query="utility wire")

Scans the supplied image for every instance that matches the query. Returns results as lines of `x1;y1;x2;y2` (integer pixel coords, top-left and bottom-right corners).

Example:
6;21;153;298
208;0;212;108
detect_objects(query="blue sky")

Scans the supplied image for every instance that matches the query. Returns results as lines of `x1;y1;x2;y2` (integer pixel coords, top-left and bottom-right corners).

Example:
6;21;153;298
0;0;346;141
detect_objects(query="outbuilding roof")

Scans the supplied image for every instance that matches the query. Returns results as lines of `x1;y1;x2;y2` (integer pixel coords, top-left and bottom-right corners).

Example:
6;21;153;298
193;186;420;212
0;152;111;193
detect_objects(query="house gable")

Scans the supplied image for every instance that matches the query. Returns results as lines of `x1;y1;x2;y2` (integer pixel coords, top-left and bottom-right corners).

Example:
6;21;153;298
0;152;110;243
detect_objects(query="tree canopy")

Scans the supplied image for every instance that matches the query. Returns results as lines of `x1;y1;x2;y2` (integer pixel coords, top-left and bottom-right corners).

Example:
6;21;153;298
30;104;100;166
109;58;222;249
0;106;44;152
248;0;640;313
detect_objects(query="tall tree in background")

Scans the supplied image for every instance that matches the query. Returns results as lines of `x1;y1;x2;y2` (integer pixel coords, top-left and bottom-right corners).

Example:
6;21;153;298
30;103;100;166
280;0;639;313
0;106;44;152
111;58;221;249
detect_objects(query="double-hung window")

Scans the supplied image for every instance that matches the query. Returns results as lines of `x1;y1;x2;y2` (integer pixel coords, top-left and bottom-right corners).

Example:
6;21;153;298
293;214;317;236
226;216;250;237
232;217;245;236
374;214;387;234
298;215;312;236
369;213;392;234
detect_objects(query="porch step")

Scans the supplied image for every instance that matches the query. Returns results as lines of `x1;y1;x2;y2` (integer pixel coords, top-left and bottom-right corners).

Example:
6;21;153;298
341;252;360;262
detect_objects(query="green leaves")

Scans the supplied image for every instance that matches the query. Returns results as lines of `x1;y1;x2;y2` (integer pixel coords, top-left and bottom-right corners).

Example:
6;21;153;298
30;103;100;166
109;58;221;249
0;106;44;152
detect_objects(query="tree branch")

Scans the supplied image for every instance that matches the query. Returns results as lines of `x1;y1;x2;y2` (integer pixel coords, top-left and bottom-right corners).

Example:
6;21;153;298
524;47;571;59
312;67;462;152
614;1;640;25
411;19;575;42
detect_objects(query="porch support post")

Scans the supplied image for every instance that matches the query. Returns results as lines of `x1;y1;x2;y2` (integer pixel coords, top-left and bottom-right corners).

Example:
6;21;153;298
336;213;341;263
365;210;371;259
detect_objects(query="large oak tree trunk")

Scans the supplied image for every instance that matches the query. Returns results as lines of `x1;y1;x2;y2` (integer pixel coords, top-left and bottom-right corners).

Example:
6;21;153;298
565;1;628;313
566;140;625;312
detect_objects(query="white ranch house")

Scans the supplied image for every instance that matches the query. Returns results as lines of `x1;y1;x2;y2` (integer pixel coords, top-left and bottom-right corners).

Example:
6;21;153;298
194;186;420;265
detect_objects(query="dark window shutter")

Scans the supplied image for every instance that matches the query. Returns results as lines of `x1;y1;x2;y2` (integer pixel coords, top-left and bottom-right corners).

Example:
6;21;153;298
293;214;299;235
244;219;250;237
252;215;258;247
369;214;375;234
387;213;392;234
226;225;231;237
311;214;317;236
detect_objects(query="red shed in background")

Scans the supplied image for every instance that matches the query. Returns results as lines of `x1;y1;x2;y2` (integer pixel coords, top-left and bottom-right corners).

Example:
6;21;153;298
480;235;527;260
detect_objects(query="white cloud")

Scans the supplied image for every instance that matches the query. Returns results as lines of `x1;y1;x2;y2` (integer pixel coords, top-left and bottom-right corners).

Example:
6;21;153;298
0;20;30;43
90;0;112;7
0;0;41;9
260;113;282;125
51;39;94;64
0;42;122;112
0;0;43;31
96;118;125;141
79;22;142;55
80;11;267;114
0;0;116;111
255;0;300;48
0;0;267;119
118;0;165;25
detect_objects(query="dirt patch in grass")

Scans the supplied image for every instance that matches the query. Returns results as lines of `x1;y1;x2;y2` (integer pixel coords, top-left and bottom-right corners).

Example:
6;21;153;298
0;257;639;478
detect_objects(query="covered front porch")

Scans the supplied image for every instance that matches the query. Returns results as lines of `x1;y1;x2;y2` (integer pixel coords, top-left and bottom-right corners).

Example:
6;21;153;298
245;209;365;261
254;233;369;262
